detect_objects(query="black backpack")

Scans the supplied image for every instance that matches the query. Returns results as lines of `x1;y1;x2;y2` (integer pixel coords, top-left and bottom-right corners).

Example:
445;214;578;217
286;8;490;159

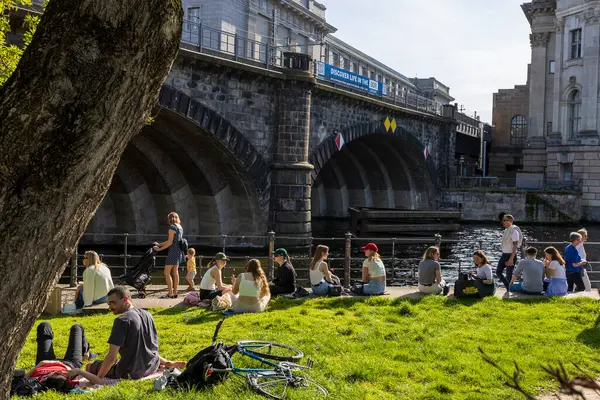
11;374;46;397
179;237;189;254
168;342;235;390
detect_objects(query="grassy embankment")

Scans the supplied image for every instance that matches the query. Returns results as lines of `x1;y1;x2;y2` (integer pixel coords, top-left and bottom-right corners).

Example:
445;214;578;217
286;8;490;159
14;296;600;399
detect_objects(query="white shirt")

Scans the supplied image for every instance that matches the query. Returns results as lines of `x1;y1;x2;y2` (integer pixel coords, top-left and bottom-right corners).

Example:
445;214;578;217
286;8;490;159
501;226;520;254
476;264;493;281
82;264;114;306
363;258;386;278
200;266;218;290
238;273;262;297
576;243;587;261
548;260;566;279
309;261;327;285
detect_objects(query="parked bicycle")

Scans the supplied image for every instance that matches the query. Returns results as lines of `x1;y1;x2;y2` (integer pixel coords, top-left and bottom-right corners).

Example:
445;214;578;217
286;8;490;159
203;319;329;399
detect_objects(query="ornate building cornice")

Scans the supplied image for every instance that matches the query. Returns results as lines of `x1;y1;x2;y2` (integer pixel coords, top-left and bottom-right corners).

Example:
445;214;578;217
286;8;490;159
583;9;600;24
530;32;550;47
522;1;557;26
555;18;564;33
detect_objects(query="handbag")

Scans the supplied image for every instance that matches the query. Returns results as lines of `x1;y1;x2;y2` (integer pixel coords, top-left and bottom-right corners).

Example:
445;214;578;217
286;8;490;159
327;285;342;297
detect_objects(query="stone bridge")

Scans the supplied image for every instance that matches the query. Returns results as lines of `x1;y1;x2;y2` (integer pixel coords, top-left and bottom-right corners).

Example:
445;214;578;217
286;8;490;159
87;49;457;244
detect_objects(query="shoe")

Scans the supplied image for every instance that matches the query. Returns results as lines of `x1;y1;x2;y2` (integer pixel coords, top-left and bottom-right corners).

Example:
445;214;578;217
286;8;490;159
169;294;178;299
160;294;172;299
185;286;195;291
442;286;450;296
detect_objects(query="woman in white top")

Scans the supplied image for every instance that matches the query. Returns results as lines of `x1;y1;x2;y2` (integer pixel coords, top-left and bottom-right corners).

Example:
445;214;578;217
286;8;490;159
199;252;233;301
309;245;340;296
361;243;386;295
470;250;496;297
227;259;270;313
74;251;114;309
544;246;568;297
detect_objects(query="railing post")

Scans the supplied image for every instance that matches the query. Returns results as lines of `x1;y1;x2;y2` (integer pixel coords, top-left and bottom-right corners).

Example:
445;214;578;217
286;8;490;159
391;238;396;284
70;244;78;287
198;22;203;51
265;42;270;68
268;231;275;280
124;233;129;270
234;33;238;60
344;232;352;288
222;235;227;254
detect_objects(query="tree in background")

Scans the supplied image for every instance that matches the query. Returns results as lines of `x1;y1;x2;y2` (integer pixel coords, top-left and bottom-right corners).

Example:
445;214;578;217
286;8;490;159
0;0;183;397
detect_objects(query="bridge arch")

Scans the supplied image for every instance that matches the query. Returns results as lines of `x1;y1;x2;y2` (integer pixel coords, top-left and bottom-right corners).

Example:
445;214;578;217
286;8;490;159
309;121;436;218
87;87;269;244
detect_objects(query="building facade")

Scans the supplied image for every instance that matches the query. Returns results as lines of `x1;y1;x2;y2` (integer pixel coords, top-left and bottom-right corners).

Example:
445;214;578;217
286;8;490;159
489;66;530;178
411;77;455;105
523;0;600;218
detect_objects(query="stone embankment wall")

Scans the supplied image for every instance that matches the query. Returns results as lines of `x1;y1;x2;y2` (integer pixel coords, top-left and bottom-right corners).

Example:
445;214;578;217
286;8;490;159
441;191;582;223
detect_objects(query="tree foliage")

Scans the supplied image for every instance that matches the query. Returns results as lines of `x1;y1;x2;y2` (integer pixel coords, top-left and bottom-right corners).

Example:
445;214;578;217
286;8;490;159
0;0;42;85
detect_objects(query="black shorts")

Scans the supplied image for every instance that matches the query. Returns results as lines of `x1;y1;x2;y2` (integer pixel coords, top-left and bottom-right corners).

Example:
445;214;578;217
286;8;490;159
199;289;222;301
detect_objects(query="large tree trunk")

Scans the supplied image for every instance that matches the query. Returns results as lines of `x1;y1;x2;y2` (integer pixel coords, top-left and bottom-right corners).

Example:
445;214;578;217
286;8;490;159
0;0;182;396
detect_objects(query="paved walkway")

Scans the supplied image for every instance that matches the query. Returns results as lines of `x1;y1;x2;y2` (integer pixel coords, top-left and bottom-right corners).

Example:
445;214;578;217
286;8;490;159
55;284;600;312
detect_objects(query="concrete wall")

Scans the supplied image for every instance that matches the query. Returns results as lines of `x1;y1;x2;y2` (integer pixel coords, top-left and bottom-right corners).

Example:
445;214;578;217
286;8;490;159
441;190;582;223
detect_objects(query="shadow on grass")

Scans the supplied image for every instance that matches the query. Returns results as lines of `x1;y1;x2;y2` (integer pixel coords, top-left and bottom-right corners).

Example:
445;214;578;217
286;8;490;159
577;312;600;348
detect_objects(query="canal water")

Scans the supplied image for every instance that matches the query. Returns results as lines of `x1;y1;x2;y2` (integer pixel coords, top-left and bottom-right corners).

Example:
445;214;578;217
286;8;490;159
70;223;598;286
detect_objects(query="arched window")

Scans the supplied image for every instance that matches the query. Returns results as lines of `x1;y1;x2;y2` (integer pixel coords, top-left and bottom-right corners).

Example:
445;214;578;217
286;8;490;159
510;115;528;146
569;90;581;138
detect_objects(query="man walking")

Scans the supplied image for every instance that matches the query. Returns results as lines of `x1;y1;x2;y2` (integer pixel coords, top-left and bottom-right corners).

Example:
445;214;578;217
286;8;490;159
497;214;521;290
87;286;184;379
565;232;587;292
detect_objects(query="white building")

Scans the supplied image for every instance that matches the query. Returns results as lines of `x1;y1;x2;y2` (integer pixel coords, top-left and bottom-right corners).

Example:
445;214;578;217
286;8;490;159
523;0;600;218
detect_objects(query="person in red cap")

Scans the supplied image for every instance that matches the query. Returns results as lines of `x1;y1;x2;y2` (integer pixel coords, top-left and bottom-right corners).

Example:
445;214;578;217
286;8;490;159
361;243;386;295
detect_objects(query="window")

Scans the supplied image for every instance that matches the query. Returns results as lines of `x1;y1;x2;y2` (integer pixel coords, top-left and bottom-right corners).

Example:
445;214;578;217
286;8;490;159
547;121;553;136
187;7;200;33
549;60;555;74
563;163;573;182
569;90;581;138
510;115;528;146
339;56;345;69
571;29;582;59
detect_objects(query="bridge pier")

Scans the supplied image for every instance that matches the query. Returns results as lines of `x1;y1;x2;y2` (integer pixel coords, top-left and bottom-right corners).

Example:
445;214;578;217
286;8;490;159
269;76;314;246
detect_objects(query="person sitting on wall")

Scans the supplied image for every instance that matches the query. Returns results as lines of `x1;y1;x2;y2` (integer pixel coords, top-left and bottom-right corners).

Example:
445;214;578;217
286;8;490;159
73;250;114;309
418;246;450;296
469;250;496;298
269;248;297;297
544;246;568;297
198;252;234;301
360;243;386;295
309;245;341;296
509;247;545;295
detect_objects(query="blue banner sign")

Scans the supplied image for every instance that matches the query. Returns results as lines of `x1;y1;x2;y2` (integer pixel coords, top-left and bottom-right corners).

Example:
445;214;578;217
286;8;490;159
315;61;387;96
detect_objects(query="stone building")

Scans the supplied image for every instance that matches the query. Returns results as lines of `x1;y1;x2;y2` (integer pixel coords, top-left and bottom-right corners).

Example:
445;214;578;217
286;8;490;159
411;77;455;106
522;0;600;219
489;66;530;178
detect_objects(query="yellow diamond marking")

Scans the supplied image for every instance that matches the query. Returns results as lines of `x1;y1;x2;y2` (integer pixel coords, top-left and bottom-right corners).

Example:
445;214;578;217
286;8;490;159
384;117;391;132
390;118;397;133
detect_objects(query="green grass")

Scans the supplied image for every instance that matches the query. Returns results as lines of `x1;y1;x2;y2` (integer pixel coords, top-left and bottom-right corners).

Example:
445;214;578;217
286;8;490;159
14;296;600;399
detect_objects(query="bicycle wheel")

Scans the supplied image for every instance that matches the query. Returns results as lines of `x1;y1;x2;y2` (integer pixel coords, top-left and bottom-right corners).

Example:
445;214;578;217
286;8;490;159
237;341;304;361
247;373;328;399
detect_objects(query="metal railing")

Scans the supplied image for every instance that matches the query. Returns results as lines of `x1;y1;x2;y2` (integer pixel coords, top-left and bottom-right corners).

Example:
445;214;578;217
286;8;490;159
179;21;442;116
67;231;600;289
453;177;581;191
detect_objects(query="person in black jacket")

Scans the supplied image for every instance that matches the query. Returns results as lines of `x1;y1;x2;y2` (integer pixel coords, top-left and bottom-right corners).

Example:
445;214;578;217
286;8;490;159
269;248;297;297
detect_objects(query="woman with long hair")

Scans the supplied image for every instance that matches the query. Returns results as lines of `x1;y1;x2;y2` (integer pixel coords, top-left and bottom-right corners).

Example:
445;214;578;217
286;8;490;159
198;252;233;301
417;246;449;295
309;245;340;296
544;246;568;297
269;248;297;297
73;251;114;309
471;250;496;297
153;212;185;298
361;243;386;295
228;259;271;313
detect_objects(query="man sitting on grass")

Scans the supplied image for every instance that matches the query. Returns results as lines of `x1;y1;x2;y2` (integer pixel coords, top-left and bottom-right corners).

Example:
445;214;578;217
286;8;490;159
87;286;185;379
509;247;545;295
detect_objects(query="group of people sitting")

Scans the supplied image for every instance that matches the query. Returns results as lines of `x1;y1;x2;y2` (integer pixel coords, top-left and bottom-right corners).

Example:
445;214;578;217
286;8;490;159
22;286;185;392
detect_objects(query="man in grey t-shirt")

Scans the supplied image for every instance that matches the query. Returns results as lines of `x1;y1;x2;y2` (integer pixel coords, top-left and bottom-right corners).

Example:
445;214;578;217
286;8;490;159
87;286;185;379
509;247;545;294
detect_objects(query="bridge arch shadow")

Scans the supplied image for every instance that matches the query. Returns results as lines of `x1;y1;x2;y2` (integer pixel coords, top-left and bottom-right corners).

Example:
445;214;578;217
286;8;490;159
86;86;269;245
309;121;437;219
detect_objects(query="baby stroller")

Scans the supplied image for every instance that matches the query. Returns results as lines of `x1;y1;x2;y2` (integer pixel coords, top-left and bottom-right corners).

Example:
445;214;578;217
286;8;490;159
118;248;156;298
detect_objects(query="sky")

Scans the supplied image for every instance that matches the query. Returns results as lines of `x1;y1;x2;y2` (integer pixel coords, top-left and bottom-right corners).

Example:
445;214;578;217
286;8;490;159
322;0;532;123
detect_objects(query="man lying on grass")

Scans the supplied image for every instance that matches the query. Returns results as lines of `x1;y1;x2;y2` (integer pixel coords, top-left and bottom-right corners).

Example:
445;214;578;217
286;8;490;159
87;286;185;379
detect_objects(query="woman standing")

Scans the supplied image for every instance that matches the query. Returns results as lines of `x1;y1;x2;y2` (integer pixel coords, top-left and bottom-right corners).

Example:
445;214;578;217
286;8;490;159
471;250;496;297
417;246;448;295
361;243;386;295
198;252;233;301
229;259;270;313
153;212;185;299
309;245;339;296
269;248;297;297
544;246;568;297
74;251;114;309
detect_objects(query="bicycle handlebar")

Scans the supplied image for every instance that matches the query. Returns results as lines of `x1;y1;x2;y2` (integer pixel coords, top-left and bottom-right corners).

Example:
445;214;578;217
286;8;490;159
212;318;225;345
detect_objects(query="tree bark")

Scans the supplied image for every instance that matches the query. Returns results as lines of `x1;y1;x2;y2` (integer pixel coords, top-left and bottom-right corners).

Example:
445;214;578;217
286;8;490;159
0;1;182;397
